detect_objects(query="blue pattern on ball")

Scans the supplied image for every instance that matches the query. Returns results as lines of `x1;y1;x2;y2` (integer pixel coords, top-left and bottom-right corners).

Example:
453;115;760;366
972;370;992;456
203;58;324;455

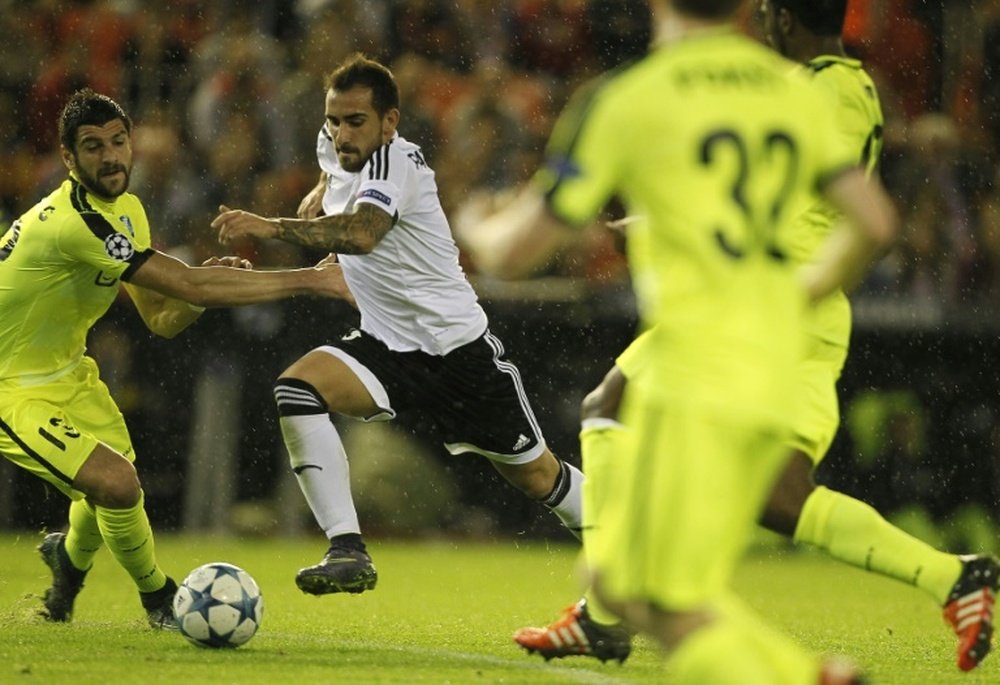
173;562;264;648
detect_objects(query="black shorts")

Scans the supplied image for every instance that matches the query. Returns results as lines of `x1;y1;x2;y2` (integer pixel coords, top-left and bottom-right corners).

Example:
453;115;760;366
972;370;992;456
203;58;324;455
315;328;547;464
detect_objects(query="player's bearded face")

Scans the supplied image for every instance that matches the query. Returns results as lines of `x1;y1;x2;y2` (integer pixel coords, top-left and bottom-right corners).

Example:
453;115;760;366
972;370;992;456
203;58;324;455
326;86;396;173
74;156;132;200
66;120;133;200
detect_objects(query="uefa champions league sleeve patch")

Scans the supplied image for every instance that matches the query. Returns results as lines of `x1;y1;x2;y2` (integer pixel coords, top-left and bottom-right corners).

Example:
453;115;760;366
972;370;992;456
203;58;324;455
104;232;135;261
358;188;392;208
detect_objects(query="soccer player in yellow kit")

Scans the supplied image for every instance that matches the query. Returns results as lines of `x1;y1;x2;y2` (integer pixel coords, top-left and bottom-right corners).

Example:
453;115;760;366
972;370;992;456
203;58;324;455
757;0;1000;672
510;0;1000;674
461;0;897;681
0;89;349;627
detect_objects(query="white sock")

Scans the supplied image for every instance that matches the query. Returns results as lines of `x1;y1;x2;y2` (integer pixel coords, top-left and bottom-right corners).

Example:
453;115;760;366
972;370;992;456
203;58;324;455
274;378;361;538
280;414;361;538
542;459;584;537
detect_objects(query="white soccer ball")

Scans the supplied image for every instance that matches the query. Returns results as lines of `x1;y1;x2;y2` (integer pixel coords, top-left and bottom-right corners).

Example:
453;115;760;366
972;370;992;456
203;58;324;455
172;562;264;648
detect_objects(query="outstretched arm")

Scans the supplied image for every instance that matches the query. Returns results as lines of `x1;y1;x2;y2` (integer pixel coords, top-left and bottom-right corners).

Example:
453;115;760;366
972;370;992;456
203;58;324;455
455;186;575;280
212;202;393;255
126;250;354;315
124;256;253;338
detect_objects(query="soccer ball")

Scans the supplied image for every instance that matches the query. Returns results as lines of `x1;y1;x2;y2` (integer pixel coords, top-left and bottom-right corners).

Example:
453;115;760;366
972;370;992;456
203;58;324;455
172;562;264;648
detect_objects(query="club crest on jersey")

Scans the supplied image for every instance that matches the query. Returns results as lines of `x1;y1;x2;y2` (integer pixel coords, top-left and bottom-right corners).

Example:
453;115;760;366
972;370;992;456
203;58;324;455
104;232;135;261
119;214;135;236
358;188;391;207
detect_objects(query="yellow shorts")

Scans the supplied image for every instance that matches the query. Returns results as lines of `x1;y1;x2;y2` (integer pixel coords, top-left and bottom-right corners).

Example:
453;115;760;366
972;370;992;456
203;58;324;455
0;357;134;500
787;337;847;464
616;330;846;464
591;388;789;610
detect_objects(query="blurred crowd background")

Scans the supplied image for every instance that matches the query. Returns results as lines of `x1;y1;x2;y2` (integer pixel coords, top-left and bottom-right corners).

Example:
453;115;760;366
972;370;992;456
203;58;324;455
3;0;1000;553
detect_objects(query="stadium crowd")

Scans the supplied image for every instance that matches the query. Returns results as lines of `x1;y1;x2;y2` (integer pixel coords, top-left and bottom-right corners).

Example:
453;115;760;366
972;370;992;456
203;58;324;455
3;0;1000;548
0;0;998;296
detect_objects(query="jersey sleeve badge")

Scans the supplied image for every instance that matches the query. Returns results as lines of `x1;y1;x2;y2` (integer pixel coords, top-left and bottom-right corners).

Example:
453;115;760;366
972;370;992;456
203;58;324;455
104;232;135;261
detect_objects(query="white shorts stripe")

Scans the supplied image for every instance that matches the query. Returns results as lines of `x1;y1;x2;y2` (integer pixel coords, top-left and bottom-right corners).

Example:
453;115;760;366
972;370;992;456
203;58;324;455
483;331;543;441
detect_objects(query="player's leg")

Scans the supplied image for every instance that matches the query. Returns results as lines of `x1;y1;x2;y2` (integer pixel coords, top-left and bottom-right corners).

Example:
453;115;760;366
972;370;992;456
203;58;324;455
764;449;970;611
591;393;831;684
435;330;584;536
2;363;176;626
787;478;998;671
579;364;630;624
515;333;657;660
70;442;177;628
273;344;382;595
765;345;998;671
652;594;863;684
763;450;966;605
513;363;632;661
67;361;177;627
490;448;584;534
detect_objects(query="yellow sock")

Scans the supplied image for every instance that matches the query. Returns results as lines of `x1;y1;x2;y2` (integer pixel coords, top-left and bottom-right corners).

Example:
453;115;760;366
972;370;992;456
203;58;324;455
668;599;818;684
66;499;104;571
580;419;627;626
795;486;962;605
95;491;167;593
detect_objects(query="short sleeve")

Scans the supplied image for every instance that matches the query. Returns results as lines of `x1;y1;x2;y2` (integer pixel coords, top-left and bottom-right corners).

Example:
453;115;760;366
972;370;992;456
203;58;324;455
803;80;860;191
354;141;404;221
57;207;152;281
535;77;625;228
812;71;876;170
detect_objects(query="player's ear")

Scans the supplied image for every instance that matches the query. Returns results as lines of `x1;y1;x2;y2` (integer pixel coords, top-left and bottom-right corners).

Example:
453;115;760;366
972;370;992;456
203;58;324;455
60;145;76;172
777;7;793;35
382;108;400;142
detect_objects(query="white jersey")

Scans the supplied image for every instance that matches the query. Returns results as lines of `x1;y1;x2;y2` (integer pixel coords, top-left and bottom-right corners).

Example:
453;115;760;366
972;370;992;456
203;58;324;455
316;127;488;355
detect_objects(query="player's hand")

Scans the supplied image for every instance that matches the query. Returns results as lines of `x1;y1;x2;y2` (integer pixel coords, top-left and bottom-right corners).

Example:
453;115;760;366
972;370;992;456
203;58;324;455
201;255;253;270
313;253;357;308
212;205;280;245
297;186;325;219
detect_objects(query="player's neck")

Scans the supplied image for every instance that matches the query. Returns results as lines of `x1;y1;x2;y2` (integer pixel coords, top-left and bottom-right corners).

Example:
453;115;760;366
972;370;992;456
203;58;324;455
653;9;730;47
794;36;846;64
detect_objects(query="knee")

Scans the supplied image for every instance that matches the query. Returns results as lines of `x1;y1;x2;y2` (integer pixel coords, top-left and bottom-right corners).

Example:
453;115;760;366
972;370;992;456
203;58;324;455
274;354;318;397
91;461;141;509
273;372;328;416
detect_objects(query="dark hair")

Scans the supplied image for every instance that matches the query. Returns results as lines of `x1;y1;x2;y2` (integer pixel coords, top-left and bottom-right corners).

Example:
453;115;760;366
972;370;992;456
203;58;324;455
772;0;848;36
672;0;744;20
58;88;132;153
324;53;400;117
587;0;652;70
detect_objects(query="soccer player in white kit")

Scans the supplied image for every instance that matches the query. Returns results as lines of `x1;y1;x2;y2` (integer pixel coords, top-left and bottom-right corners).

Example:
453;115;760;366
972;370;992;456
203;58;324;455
212;53;584;595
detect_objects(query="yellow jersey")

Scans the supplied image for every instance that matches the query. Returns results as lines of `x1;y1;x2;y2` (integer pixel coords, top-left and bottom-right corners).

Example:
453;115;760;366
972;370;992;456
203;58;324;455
788;55;884;348
538;28;856;426
0;176;153;382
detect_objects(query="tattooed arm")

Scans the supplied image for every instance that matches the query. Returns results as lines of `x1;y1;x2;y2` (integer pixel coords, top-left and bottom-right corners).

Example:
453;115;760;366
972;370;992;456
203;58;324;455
212;203;393;255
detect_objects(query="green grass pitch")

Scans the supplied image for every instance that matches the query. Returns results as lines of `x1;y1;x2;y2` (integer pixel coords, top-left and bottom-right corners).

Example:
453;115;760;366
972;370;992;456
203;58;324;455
0;532;996;684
